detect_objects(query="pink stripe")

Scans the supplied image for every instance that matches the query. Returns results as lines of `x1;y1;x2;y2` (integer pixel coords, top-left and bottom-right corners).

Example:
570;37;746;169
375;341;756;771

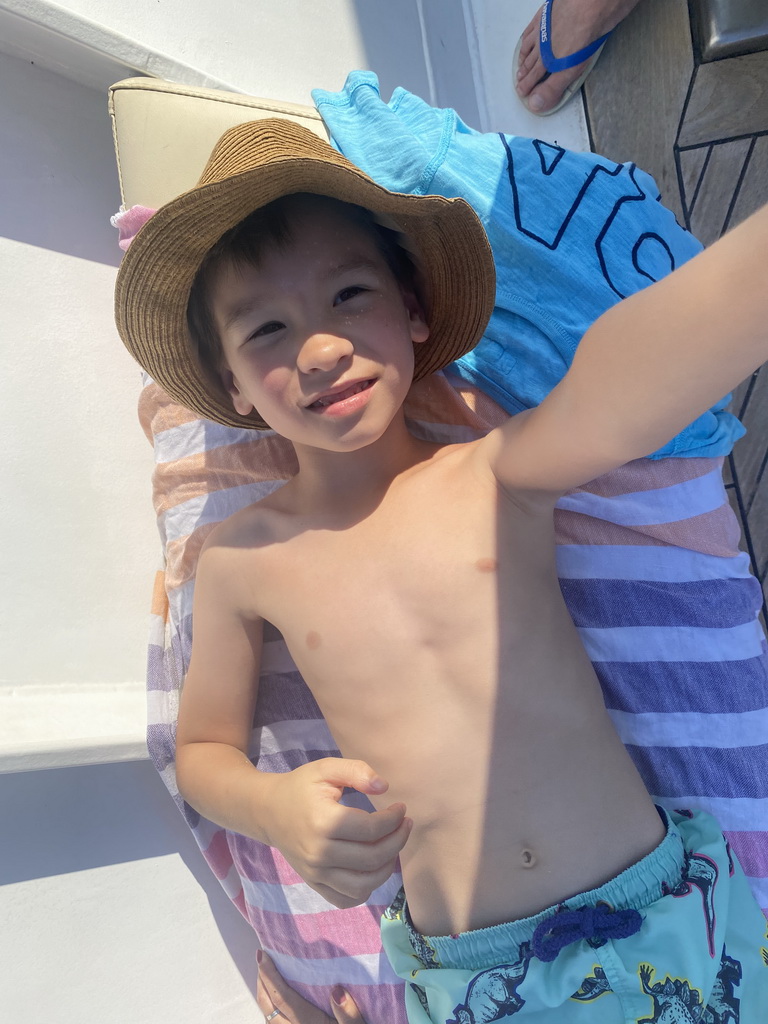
201;828;236;879
723;831;768;877
232;888;248;918
247;902;387;958
581;456;721;498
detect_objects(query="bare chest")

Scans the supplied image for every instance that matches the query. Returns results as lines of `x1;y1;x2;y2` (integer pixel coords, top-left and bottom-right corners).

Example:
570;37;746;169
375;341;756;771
251;473;560;697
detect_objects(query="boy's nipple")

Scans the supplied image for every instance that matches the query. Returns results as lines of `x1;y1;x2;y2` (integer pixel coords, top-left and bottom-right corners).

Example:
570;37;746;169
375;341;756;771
306;631;322;650
475;557;498;573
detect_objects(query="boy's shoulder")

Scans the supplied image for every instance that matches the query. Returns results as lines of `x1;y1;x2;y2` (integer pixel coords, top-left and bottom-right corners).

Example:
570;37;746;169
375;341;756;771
204;490;289;555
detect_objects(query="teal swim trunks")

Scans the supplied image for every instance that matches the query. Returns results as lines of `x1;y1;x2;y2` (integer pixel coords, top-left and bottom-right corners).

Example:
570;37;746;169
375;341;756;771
381;808;768;1022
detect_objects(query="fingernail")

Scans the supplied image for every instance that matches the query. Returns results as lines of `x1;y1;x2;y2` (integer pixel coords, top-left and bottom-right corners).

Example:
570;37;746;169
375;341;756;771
369;776;386;793
256;949;263;964
331;985;346;1006
528;93;545;112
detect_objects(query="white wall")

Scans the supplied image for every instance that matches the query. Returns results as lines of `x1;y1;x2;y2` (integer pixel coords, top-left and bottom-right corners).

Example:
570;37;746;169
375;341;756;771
0;52;156;693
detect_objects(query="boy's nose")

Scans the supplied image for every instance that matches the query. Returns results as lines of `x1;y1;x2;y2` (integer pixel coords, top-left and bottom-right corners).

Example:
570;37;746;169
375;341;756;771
296;330;354;373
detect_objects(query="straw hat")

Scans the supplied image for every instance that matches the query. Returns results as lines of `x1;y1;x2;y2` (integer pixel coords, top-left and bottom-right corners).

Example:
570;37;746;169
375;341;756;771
115;118;495;429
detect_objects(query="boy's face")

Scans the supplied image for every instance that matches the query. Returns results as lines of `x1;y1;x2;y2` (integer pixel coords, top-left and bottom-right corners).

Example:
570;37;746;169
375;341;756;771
209;204;429;451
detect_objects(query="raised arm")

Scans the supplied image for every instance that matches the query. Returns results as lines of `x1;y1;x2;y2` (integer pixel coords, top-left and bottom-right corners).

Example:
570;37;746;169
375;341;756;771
175;528;412;909
488;202;768;495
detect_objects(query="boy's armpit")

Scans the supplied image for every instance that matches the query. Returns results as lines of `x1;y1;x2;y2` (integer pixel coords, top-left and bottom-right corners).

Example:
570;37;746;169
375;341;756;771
478;411;577;507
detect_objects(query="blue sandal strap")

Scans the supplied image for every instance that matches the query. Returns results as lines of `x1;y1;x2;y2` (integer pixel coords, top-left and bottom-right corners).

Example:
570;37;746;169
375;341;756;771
539;0;611;74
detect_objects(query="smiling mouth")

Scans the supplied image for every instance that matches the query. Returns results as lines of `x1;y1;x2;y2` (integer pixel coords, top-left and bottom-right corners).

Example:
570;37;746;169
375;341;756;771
308;379;375;410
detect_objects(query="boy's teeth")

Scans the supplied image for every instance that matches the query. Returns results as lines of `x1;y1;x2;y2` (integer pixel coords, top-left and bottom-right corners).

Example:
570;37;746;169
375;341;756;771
317;381;368;406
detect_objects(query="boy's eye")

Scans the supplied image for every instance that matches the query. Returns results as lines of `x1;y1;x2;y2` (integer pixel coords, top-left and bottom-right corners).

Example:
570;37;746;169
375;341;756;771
335;286;366;305
251;320;285;339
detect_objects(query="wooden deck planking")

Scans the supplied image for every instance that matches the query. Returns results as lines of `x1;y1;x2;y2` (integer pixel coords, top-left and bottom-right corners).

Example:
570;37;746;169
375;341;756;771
583;0;693;220
732;368;768;515
679;51;768;148
678;144;710;224
729;133;768;227
686;137;753;244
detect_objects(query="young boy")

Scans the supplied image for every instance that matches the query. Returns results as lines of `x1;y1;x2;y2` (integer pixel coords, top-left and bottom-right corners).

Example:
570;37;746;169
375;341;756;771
116;119;768;1022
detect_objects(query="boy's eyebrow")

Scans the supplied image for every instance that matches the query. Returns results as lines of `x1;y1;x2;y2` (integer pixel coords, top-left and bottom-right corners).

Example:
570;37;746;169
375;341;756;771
323;256;381;279
220;257;383;331
221;295;270;332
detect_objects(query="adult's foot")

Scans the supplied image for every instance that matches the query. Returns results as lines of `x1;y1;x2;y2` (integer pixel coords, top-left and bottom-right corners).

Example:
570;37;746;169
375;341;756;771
516;0;642;114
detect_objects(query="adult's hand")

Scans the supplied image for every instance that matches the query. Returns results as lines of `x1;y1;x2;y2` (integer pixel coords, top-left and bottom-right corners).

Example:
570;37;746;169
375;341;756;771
256;951;369;1024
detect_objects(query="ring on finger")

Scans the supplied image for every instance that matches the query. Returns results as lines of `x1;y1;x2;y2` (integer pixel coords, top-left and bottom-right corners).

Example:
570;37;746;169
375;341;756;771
265;1010;284;1021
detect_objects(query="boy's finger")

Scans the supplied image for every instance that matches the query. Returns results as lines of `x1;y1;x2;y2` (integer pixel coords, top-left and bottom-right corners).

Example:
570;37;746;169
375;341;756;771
330;802;409;842
325;824;412;873
314;862;397;907
316;758;388;796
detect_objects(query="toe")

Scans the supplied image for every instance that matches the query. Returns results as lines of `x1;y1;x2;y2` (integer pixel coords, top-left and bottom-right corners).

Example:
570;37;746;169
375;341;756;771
526;71;580;113
516;54;547;96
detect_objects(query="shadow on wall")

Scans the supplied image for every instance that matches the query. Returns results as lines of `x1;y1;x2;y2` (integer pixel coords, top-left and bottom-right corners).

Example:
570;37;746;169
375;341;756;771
0;0;484;272
0;760;259;988
0;51;122;268
350;0;482;129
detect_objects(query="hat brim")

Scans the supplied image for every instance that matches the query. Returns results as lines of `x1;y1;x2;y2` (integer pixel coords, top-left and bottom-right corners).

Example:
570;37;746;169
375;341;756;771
115;119;495;429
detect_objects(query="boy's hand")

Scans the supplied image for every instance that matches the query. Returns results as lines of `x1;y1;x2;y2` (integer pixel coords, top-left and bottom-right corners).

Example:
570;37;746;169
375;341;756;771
264;758;412;909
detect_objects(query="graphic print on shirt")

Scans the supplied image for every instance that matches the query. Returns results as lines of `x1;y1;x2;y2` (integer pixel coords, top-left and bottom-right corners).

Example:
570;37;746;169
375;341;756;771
499;135;677;299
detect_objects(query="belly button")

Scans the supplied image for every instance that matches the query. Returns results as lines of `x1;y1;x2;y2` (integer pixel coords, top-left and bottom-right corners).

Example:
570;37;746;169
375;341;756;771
306;631;322;650
476;557;497;573
520;849;537;869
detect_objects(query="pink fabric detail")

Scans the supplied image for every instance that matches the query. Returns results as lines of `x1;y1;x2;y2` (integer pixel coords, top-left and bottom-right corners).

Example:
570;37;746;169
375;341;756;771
111;205;157;251
724;831;768;877
201;828;236;879
232;836;312;886
247;904;388;958
232;888;248;917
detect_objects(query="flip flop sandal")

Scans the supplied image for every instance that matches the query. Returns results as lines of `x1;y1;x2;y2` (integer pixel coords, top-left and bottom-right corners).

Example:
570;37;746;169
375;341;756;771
514;0;612;117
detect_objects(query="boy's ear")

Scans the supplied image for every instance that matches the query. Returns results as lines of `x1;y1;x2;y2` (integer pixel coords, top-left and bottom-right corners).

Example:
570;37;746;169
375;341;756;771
221;368;254;417
403;289;430;345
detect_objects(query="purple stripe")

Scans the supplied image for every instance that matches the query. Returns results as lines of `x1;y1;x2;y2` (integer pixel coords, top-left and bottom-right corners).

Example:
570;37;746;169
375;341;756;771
561;576;763;629
254;748;341;773
146;721;176;773
255;670;324;724
596;656;768;714
147;631;188;691
629;743;768;799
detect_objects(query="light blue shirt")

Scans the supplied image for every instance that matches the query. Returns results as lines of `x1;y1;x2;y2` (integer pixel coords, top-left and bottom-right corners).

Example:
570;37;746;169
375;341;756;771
313;71;743;458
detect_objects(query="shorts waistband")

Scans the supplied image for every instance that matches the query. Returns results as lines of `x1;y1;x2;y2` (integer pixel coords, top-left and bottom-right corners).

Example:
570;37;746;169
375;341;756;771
405;806;685;971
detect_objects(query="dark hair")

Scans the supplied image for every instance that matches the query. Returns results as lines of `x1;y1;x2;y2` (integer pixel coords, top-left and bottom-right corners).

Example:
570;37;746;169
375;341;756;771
186;193;419;379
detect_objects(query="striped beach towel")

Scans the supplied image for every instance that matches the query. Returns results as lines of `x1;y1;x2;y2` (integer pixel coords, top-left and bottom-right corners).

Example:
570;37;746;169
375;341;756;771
142;369;768;1024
